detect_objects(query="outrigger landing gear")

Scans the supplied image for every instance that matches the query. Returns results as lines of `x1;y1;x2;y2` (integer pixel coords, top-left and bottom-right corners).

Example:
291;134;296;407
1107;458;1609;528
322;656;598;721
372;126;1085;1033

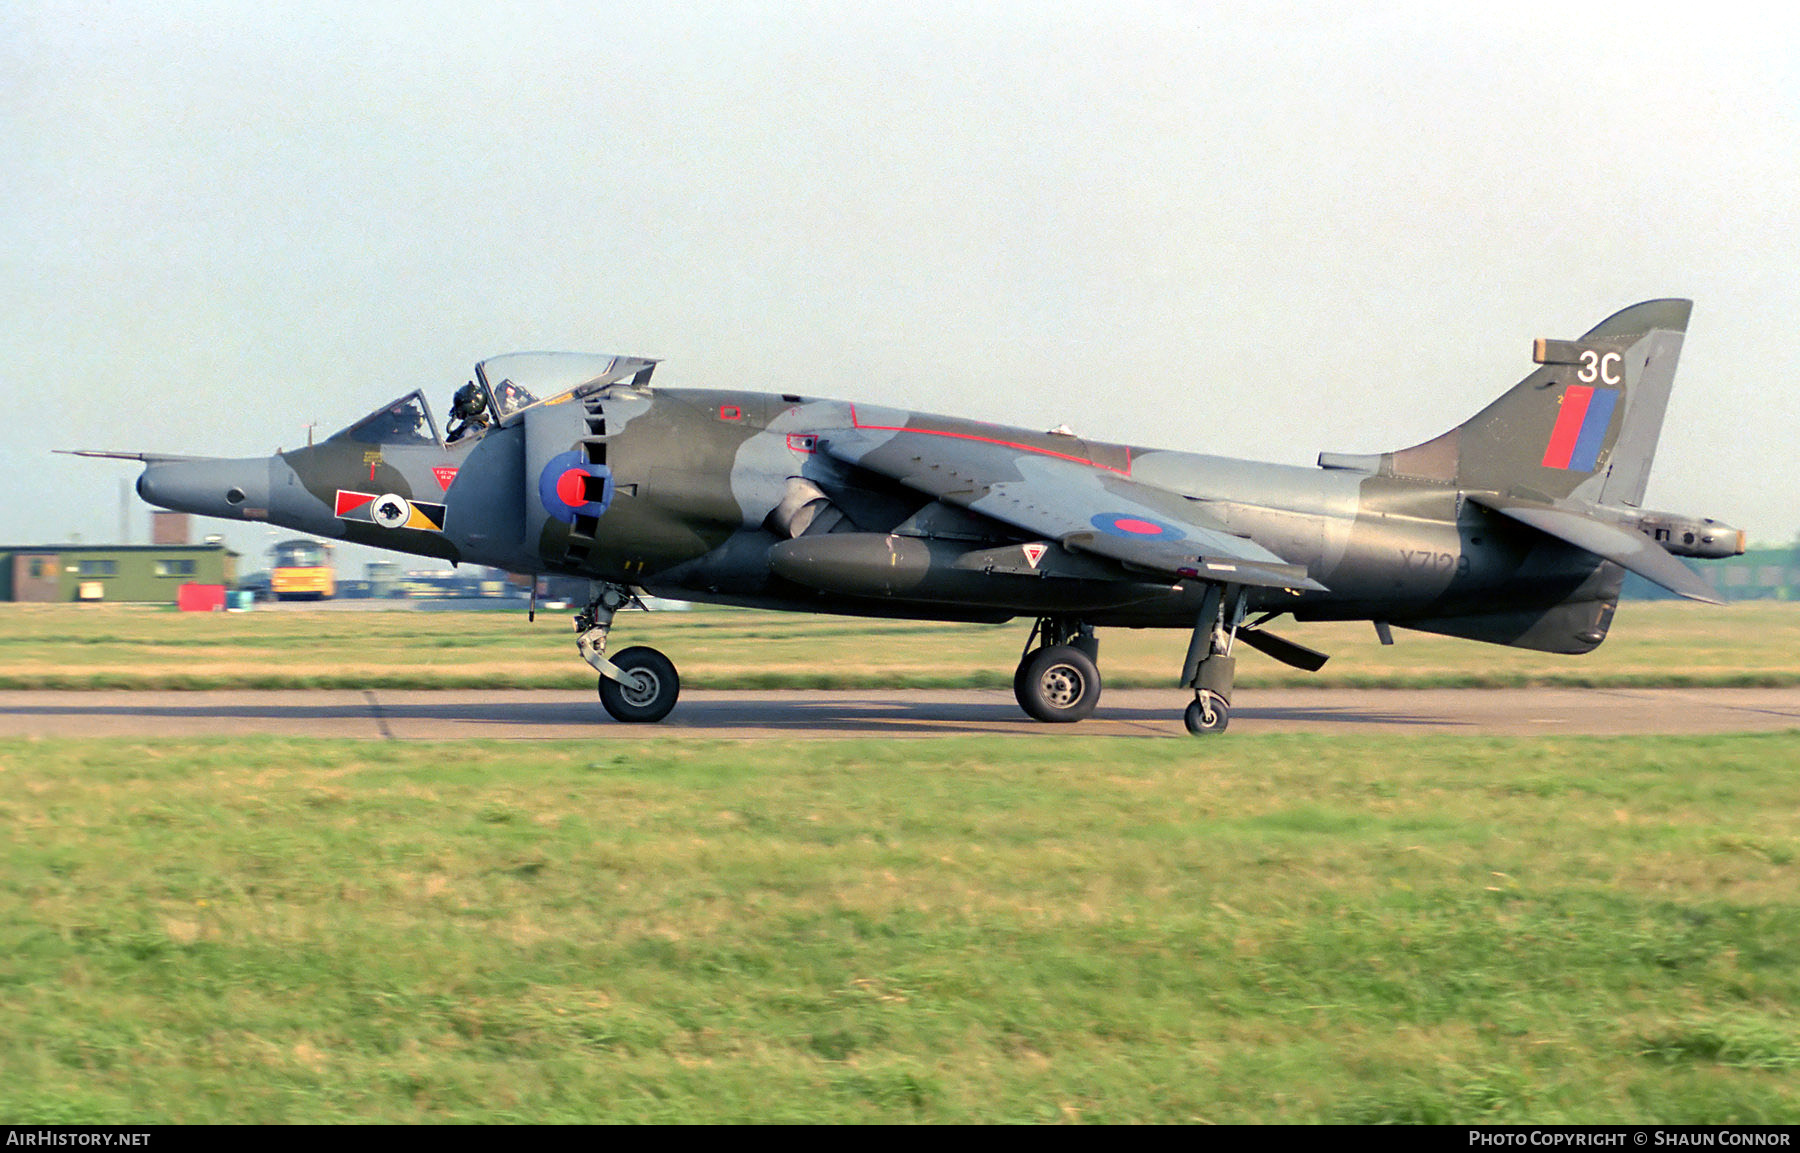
1013;617;1101;723
575;582;680;723
1180;583;1245;735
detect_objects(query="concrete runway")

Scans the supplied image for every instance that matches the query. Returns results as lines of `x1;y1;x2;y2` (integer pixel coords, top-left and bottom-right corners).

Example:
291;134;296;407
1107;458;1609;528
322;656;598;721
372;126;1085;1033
3;686;1798;740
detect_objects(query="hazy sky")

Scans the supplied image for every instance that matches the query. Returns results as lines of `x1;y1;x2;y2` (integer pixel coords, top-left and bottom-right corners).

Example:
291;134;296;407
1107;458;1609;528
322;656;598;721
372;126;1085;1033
5;1;1797;575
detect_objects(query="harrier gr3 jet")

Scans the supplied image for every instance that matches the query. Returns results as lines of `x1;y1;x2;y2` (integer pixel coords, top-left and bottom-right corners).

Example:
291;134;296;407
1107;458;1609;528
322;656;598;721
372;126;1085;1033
74;298;1743;734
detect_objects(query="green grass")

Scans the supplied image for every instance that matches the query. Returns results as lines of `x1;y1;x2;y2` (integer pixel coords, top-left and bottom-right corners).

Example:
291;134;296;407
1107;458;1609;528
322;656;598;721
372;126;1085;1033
2;599;1799;691
2;732;1797;1122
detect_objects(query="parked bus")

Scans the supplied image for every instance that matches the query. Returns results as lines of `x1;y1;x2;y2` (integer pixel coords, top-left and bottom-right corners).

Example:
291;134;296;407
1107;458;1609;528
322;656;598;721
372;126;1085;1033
269;538;335;601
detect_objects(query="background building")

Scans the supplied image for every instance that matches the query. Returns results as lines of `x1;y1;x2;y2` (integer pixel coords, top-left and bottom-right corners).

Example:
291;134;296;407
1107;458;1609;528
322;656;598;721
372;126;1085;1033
1;543;237;603
1696;545;1799;601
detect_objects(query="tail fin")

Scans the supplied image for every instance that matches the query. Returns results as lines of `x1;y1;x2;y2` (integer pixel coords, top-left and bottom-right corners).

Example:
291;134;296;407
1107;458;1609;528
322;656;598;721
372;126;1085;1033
1349;299;1691;507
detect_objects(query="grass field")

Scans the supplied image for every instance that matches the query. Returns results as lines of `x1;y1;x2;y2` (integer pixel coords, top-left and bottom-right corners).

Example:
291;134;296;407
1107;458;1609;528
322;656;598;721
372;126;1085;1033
2;732;1797;1123
5;603;1795;1122
2;598;1798;691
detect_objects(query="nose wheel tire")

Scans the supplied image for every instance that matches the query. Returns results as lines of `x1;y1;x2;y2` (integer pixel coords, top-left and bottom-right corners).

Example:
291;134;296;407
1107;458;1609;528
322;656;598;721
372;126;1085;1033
1184;691;1229;735
598;645;680;723
1015;644;1102;723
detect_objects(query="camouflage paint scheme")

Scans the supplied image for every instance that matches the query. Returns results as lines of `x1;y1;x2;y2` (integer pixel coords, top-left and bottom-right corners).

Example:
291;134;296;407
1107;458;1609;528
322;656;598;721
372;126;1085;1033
91;299;1743;733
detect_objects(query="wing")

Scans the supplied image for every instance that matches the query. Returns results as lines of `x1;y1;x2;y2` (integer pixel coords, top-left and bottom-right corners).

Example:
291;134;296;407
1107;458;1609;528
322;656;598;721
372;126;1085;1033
820;418;1325;592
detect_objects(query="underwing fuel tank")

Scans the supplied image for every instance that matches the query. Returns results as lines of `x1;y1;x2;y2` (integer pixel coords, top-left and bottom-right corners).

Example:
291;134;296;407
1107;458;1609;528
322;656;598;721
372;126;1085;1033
767;532;1178;612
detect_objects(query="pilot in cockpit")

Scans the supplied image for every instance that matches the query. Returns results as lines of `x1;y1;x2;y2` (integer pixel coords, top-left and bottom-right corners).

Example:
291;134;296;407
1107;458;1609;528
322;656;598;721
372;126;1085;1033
446;382;489;443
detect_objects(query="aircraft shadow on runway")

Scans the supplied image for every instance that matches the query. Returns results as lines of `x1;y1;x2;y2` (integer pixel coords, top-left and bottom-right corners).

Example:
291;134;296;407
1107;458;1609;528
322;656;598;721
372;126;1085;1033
0;697;1447;735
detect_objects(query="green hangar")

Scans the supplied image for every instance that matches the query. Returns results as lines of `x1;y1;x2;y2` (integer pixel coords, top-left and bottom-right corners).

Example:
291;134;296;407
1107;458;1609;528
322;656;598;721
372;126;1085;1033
1;543;238;603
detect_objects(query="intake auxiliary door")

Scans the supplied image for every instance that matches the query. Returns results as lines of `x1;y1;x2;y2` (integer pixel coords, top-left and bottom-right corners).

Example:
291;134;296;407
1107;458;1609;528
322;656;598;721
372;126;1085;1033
523;396;616;570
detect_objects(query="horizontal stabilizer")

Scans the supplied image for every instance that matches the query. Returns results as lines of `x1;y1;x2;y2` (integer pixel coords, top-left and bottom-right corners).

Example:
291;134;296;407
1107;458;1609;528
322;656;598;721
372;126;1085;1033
1237;627;1330;672
1467;495;1722;604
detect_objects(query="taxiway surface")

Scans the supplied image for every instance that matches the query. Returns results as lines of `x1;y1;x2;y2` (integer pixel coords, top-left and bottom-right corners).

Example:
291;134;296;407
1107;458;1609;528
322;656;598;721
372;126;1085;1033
3;687;1798;740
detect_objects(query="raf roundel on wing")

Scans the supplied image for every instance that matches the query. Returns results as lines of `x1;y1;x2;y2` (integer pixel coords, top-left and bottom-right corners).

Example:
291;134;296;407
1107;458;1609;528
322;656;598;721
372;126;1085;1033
1090;512;1186;540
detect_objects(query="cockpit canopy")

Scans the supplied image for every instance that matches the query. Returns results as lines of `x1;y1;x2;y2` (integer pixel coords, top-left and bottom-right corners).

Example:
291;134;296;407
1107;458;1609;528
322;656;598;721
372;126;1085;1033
475;353;658;423
326;353;659;447
331;391;440;446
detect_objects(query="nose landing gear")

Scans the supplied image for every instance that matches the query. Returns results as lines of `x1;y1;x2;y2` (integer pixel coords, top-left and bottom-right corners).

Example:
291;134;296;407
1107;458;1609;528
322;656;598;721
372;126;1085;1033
576;582;680;723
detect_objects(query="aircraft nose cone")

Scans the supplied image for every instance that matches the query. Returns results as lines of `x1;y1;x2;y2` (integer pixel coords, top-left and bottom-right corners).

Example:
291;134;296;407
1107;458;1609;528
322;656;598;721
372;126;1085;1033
137;457;271;520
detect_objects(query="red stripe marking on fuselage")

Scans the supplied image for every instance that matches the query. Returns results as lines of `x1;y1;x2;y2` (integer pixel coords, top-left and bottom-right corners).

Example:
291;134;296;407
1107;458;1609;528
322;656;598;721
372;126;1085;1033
334;490;376;518
1541;385;1594;470
848;406;1132;475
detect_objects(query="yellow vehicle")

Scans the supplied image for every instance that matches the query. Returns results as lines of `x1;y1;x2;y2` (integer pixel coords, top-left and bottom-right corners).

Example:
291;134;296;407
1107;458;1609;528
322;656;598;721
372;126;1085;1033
269;538;335;601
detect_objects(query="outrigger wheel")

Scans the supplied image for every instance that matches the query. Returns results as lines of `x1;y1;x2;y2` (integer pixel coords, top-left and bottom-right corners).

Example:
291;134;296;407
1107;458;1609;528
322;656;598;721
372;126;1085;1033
1184;690;1229;735
1179;583;1243;737
597;645;680;723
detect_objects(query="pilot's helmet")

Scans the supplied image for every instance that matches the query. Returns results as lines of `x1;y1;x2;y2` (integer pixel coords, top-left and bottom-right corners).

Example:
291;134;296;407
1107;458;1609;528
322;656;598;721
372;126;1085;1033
453;382;486;416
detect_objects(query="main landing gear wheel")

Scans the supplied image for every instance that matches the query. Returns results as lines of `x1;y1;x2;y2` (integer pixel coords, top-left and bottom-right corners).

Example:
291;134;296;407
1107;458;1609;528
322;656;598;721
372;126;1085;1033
1016;644;1102;724
1184;690;1229;735
598;645;680;723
